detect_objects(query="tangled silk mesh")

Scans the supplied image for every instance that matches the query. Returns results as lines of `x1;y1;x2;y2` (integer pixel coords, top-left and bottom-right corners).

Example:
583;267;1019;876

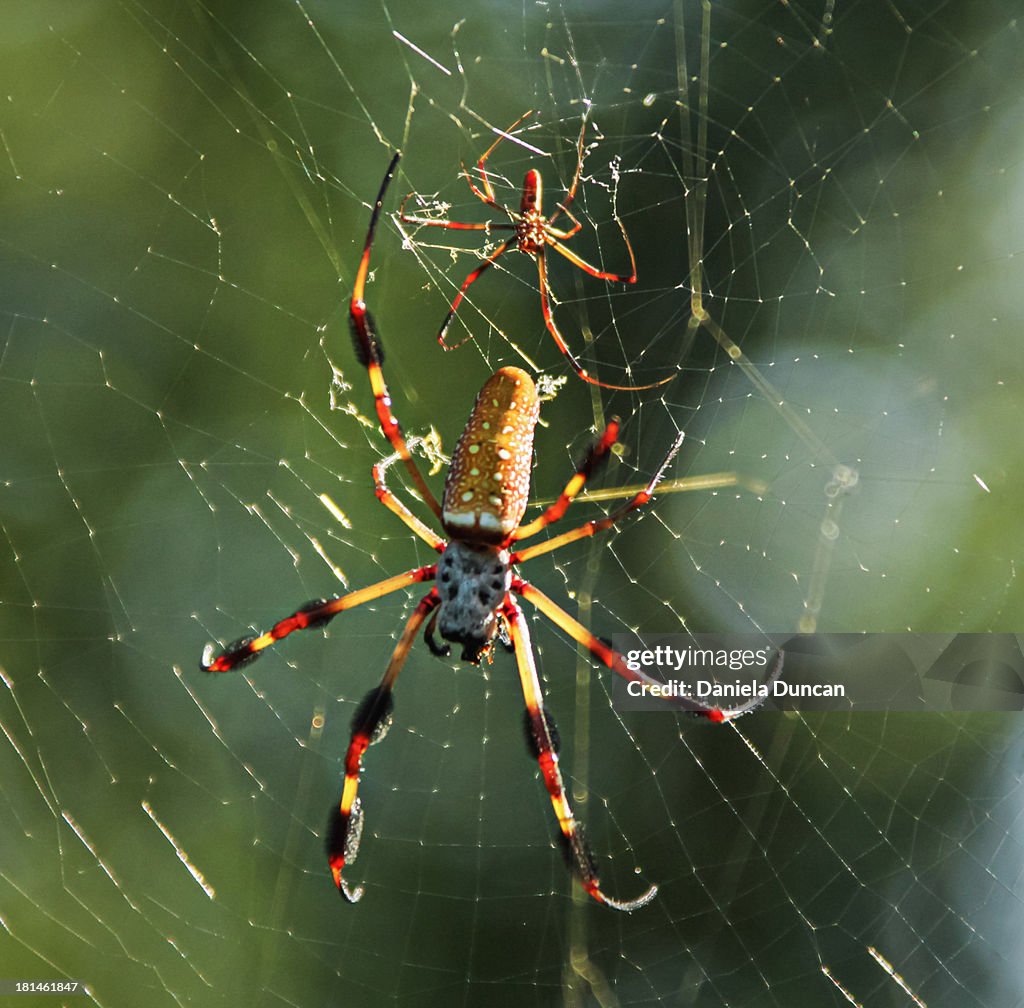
1;2;1023;1006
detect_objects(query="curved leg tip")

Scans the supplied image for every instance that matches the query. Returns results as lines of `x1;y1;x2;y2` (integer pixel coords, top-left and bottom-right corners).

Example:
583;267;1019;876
590;881;658;912
339;879;365;903
331;864;365;903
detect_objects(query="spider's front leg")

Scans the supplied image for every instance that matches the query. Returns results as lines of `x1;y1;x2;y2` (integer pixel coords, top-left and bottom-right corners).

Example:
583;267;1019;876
503;597;658;912
349;151;442;519
200;567;436;672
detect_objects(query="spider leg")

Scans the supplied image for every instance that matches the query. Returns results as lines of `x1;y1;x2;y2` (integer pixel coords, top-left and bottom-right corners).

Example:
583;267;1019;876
327;590;441;901
543;202;583;241
534;246;599;381
511;432;685;562
513;578;783;721
399;190;517;233
546;115;587;229
545;131;640;287
534;248;670;392
468;109;536;207
423;607;451;657
200;566;436;673
373;448;446;551
350;152;443;518
547;233;637;284
512;419;621;541
405;216;514;233
503;595;657;911
438;235;517;349
460;166;504;214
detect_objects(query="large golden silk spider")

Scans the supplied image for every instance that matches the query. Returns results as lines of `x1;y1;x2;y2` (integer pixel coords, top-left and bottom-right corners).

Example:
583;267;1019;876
201;153;777;911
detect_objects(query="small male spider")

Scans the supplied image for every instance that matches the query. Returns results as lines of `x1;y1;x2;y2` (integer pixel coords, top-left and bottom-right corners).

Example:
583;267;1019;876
201;153;777;911
399;110;675;391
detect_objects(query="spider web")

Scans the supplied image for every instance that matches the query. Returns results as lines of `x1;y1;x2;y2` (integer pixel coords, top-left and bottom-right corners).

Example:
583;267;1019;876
2;1;1023;1005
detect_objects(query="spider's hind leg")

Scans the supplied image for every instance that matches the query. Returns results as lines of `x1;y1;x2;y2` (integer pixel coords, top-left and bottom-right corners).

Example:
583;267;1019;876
504;597;657;911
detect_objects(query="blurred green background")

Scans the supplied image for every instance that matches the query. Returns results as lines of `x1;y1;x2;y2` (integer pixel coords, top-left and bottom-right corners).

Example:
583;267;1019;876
2;1;1023;1006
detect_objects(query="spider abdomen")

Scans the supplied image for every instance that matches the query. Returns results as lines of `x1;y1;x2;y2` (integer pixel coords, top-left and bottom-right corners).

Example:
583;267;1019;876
442;367;539;545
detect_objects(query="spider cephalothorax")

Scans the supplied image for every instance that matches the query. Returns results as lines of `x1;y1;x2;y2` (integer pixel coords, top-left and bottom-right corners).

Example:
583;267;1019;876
201;151;780;913
433;541;511;663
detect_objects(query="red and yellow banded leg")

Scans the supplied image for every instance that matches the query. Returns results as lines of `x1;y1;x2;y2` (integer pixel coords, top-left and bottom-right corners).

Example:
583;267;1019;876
503;596;657;911
326;590;441;901
512;419;620;541
512;578;783;721
511;432;685;565
200;566;436;673
372;450;446;552
349;151;442;518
